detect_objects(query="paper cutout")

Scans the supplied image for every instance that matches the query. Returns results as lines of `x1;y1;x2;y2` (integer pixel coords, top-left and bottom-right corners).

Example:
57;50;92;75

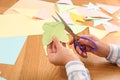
0;36;27;64
97;3;120;14
55;3;76;13
12;8;39;18
0;14;51;37
93;18;112;26
76;6;112;19
84;2;99;10
69;12;85;24
0;77;6;80
103;22;120;32
68;24;88;34
89;27;109;39
57;0;73;5
42;22;68;46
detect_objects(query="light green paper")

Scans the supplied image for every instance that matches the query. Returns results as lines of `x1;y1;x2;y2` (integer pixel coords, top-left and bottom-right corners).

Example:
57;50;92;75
68;24;88;34
42;22;68;46
55;3;76;13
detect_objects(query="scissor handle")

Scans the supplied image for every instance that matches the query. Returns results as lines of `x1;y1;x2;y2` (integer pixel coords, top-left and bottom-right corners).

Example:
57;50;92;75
74;36;98;53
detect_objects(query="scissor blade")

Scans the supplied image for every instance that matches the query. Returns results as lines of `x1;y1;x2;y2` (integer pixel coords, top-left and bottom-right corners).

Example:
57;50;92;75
55;12;76;38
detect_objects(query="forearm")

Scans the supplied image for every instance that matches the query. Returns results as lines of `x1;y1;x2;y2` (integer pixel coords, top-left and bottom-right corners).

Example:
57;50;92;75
65;61;90;80
106;44;120;67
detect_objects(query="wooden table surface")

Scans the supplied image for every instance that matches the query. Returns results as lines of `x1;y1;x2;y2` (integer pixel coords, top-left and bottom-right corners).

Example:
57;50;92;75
0;0;120;80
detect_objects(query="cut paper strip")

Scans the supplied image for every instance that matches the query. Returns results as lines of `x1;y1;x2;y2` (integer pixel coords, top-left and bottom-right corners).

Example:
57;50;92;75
84;2;99;10
42;22;68;46
76;6;112;19
69;12;84;24
93;18;112;26
97;3;120;14
89;27;109;39
57;0;73;5
68;24;88;34
0;36;27;64
103;22;120;32
55;3;76;13
12;8;39;18
61;12;73;24
0;14;51;37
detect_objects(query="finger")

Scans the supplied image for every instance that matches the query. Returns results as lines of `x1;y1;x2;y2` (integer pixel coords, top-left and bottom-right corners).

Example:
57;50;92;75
76;46;87;58
69;38;74;45
52;36;62;49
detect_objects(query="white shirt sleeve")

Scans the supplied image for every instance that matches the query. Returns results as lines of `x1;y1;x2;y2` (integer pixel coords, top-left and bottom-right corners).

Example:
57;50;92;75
106;44;120;67
65;61;90;80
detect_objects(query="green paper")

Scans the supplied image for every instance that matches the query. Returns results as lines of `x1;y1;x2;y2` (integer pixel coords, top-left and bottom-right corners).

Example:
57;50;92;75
68;24;88;34
42;22;68;46
55;3;76;13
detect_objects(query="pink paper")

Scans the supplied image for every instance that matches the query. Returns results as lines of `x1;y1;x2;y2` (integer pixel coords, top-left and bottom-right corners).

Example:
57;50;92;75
76;6;112;18
97;3;120;14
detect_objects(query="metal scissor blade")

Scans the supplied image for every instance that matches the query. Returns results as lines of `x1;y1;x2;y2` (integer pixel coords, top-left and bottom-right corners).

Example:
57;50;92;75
55;12;76;38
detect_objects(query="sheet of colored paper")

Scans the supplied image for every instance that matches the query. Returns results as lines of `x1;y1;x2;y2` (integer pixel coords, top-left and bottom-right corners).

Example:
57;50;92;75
84;2;99;10
103;22;120;32
97;3;120;14
0;36;27;64
68;24;88;34
76;6;112;19
55;3;76;13
0;14;51;37
69;12;85;24
12;8;39;18
0;77;6;80
57;0;73;5
42;22;68;46
114;31;120;37
89;27;109;39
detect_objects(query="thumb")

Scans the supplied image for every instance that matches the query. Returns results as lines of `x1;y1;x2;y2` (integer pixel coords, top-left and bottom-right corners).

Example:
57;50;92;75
52;36;62;48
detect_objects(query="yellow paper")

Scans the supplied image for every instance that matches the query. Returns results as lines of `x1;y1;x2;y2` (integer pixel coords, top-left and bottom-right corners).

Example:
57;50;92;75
70;12;84;24
89;27;109;39
12;8;39;18
0;14;51;37
114;31;120;36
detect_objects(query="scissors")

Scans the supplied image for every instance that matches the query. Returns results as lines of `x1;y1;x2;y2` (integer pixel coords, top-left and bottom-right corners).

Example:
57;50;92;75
52;12;98;53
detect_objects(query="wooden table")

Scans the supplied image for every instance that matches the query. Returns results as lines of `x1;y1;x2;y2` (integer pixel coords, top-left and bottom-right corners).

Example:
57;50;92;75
0;0;120;80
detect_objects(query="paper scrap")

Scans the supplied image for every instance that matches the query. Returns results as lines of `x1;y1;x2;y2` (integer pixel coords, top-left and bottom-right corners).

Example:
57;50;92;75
70;12;85;24
61;12;73;24
103;22;120;32
55;3;76;13
76;6;112;19
84;2;100;10
97;3;120;14
57;0;73;5
0;36;27;64
89;27;109;39
42;22;68;46
0;14;51;37
93;18;112;26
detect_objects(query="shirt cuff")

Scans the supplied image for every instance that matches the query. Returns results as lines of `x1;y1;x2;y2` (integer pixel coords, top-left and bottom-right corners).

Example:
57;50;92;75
65;61;87;76
106;44;119;63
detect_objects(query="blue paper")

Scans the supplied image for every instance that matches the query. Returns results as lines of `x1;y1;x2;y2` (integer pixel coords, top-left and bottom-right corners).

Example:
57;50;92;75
0;77;6;80
0;36;27;65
